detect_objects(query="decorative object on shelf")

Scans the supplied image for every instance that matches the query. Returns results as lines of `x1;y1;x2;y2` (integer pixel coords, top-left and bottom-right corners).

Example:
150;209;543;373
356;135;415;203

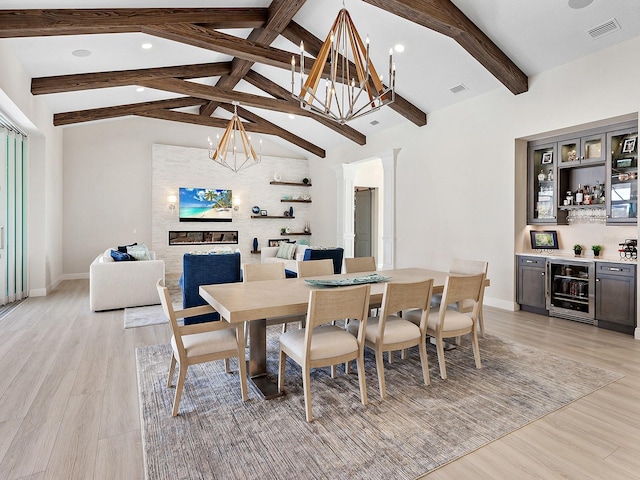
284;210;290;217
567;149;577;162
302;177;310;184
573;244;583;256
253;237;258;252
547;169;553;181
260;209;267;216
622;137;637;154
273;172;282;182
591;245;602;257
285;226;291;234
252;205;260;214
280;228;286;234
541;152;553;164
207;101;261;173
289;206;294;217
538;170;546;182
291;6;395;124
304;221;310;234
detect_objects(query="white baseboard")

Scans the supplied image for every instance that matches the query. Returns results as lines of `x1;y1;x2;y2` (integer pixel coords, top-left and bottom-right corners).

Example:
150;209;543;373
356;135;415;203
484;297;518;312
29;288;47;297
61;273;89;280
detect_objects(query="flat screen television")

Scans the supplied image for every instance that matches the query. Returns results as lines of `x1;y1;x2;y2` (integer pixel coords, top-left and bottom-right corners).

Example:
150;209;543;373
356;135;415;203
530;230;559;250
179;187;233;222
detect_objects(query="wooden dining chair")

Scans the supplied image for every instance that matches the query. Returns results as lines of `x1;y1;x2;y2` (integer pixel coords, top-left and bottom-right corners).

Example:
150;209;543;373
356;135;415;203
156;279;248;416
346;279;434;399
296;258;334;278
344;256;377;273
408;273;484;380
278;284;371;422
431;258;489;337
242;262;301;333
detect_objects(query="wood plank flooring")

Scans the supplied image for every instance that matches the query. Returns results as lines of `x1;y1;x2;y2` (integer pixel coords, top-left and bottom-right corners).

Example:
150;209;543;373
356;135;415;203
0;279;639;479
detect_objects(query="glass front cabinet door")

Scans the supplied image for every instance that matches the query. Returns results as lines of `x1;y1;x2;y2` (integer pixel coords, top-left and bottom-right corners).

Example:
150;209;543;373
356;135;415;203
607;127;638;225
528;142;557;224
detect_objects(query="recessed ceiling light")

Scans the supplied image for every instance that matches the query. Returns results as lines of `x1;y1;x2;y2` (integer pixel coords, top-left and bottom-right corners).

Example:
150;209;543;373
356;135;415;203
288;114;295;120
141;43;153;49
568;0;593;9
394;44;405;53
71;49;91;57
136;87;145;92
370;120;380;125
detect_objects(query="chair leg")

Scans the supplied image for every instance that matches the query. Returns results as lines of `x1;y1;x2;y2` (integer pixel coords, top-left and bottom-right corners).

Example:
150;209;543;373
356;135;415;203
375;348;387;399
277;350;287;392
471;327;482;369
356;355;368;406
435;336;447;380
401;349;407;360
345;360;351;374
330;364;337;378
282;322;287;333
172;364;188;417
478;309;485;338
418;338;430;386
224;358;231;373
236;327;248;401
167;355;177;387
303;367;313;422
388;351;393;363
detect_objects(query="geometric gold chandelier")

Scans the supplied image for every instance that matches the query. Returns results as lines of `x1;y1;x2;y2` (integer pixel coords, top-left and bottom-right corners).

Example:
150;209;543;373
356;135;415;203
291;6;395;125
208;101;261;173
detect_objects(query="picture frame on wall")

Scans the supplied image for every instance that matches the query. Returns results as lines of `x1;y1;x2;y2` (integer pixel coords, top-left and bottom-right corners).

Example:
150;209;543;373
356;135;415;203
622;137;637;154
541;152;553;164
269;239;289;247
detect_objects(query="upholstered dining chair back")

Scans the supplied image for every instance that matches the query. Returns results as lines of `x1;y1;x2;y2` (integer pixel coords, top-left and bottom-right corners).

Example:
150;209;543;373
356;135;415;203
156;279;248;416
278;284;371;422
344;256;377;273
296;259;334;278
302;247;344;274
181;252;241;324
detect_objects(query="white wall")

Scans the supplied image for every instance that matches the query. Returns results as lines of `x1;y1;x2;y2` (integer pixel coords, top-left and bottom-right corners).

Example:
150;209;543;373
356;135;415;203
0;43;63;295
312;35;640;310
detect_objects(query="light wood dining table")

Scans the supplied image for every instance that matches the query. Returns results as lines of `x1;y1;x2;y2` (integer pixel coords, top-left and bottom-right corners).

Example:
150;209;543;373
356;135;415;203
199;267;488;399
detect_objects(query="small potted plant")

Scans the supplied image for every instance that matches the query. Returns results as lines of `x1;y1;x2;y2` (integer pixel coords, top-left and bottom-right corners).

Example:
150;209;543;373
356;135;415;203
591;245;602;257
573;244;583;256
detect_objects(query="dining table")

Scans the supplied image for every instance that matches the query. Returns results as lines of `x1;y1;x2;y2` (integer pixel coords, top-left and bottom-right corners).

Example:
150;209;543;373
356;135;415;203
199;267;488;399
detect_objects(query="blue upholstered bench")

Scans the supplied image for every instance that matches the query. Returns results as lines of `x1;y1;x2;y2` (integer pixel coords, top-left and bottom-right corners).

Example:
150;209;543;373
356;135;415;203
180;252;241;324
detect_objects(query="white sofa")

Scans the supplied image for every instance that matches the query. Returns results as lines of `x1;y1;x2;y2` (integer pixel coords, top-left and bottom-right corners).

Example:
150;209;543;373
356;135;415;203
260;244;309;273
89;248;165;311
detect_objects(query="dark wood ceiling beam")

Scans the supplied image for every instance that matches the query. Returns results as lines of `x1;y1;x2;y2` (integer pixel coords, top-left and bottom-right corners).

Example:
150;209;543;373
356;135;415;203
361;0;528;95
282;21;427;127
53;97;206;126
0;8;268;37
244;70;366;145
31;62;232;95
199;0;307;116
139;78;302;115
145;23;427;126
220;104;325;158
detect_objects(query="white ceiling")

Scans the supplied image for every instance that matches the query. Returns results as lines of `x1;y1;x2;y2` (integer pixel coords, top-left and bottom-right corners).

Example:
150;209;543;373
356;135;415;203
3;0;640;157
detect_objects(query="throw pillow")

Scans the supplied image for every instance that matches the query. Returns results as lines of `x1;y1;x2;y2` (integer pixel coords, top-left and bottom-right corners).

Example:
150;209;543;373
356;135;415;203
110;249;136;261
126;243;150;261
117;242;137;253
276;242;297;260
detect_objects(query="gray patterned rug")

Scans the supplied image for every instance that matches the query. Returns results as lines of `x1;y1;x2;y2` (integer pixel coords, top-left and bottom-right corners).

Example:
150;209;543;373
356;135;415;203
136;329;622;480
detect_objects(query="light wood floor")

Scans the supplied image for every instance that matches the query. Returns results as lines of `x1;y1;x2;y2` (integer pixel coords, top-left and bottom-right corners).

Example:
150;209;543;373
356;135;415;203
0;279;639;479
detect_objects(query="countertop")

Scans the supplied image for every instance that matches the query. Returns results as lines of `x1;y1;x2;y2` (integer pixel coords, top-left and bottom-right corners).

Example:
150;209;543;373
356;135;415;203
516;251;637;265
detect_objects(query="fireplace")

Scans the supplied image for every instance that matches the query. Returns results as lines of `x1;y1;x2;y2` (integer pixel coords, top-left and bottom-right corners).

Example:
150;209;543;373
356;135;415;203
168;230;238;246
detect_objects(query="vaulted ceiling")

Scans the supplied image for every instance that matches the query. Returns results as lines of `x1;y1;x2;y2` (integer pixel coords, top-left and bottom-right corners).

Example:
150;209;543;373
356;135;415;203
2;0;639;158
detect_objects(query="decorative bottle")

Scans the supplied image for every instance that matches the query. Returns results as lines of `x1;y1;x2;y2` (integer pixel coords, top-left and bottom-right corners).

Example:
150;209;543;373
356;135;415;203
252;237;258;252
575;184;583;205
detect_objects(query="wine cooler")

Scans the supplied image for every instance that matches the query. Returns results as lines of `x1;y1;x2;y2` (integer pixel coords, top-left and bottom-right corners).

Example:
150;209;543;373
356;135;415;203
546;259;595;324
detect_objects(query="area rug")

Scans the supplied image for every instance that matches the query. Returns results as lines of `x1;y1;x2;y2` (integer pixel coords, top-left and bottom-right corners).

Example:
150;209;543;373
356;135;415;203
136;331;622;480
124;304;169;329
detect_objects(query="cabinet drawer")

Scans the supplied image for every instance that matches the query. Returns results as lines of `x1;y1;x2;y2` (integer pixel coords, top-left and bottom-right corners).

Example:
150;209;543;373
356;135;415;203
596;262;636;277
518;256;545;268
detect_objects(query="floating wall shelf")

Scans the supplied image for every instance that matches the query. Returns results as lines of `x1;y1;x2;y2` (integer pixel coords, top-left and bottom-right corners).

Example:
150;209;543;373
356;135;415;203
270;181;312;187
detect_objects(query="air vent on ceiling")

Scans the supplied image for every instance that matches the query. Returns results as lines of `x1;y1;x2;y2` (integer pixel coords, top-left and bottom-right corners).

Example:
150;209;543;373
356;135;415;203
588;18;621;39
449;84;468;94
369;120;380;125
